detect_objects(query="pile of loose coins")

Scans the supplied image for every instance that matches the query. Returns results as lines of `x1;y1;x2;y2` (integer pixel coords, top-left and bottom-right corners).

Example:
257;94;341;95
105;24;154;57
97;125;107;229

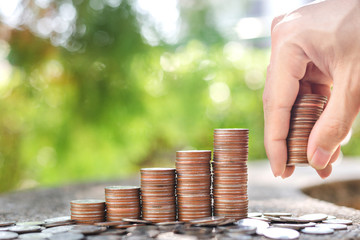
70;200;105;224
176;150;212;221
0;212;354;239
105;186;141;221
141;168;177;223
213;128;249;219
287;94;327;166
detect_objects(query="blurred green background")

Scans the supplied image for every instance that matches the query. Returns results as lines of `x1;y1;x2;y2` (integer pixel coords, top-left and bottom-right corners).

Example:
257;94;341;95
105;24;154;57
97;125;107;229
0;0;358;192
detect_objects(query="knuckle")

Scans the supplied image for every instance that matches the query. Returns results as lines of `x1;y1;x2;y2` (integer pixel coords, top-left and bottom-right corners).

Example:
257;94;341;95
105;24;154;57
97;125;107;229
323;119;350;141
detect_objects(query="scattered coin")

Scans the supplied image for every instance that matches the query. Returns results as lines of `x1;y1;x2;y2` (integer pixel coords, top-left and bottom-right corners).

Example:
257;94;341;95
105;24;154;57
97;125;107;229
157;232;197;240
316;223;348;230
87;235;122;240
298;213;328;222
121;219;151;224
8;225;42;233
224;225;257;235
44;216;71;224
71;225;106;235
0;222;16;227
323;219;353;225
49;232;84;240
16;222;44;226
247;212;262;218
279;216;312;223
155;221;184;226
236;218;269;235
272;223;316;230
264;213;292;217
263;227;300;240
326;215;336;220
301;226;334;235
0;231;18;240
42;225;76;234
18;232;52;239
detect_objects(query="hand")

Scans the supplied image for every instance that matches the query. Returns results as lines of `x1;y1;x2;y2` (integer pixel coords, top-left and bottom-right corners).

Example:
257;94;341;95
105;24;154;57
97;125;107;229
263;0;360;178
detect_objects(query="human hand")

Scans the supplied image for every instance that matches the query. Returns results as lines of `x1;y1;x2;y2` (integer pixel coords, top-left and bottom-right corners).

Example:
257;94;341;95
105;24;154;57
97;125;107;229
263;0;360;178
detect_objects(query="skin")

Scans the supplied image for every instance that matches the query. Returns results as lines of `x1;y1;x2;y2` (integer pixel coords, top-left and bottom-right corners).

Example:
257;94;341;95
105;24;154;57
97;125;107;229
263;0;360;178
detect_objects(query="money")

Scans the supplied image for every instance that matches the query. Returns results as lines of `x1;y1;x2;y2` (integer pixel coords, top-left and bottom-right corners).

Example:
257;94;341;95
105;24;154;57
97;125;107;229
176;150;212;222
263;227;300;240
301;226;334;235
0;231;18;240
141;168;176;223
70;199;105;224
287;94;327;166
213;128;249;220
105;186;140;221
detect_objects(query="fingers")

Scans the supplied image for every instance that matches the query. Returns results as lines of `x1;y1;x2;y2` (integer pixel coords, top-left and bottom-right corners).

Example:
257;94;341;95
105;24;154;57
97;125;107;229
281;166;295;179
308;73;360;170
263;22;310;177
271;14;286;32
316;164;332;179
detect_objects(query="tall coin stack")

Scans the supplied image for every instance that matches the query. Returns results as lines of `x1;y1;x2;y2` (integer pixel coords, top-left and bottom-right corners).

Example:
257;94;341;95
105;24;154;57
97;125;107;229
105;186;141;221
176;150;212;222
287;94;327;166
213;128;249;220
70;200;105;224
141;168;176;223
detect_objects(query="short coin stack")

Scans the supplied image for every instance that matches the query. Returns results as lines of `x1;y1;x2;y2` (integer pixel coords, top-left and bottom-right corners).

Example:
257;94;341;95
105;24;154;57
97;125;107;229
287;94;327;166
141;168;176;223
105;186;141;221
70;200;105;224
176;150;212;222
213;128;249;220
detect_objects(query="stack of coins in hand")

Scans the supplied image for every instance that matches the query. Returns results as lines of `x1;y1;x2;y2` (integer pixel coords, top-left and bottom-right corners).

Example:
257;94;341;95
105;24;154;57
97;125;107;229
105;186;141;221
70;200;105;224
141;168;176;223
176;150;212;222
287;94;327;166
213;128;249;220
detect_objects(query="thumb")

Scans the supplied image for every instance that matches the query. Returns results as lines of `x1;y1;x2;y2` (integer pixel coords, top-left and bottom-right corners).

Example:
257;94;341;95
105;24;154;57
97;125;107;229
308;80;360;170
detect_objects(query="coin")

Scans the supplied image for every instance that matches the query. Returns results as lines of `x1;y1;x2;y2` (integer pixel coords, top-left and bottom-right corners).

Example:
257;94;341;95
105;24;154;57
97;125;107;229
49;232;84;240
247;212;262;218
42;225;76;234
323;219;352;225
279;216;312;223
272;222;316;230
298;213;328;222
316;223;347;230
0;231;18;240
286;94;327;166
16;221;44;226
236;218;269;235
18;232;52;239
262;227;300;240
263;213;292;217
8;225;42;233
301;226;334;235
0;222;16;227
71;225;106;235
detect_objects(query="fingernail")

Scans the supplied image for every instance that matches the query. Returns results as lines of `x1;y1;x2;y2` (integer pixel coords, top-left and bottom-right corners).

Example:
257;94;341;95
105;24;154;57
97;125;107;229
310;147;331;170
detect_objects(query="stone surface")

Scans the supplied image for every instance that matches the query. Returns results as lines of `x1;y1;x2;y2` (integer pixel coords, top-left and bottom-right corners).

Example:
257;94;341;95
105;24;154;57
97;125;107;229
1;158;360;239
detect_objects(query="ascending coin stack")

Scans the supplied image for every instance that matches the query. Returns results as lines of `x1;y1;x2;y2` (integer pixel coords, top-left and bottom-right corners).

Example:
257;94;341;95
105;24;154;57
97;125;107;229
70;200;105;224
105;186;141;221
140;168;177;223
212;128;249;220
287;94;327;166
176;150;212;221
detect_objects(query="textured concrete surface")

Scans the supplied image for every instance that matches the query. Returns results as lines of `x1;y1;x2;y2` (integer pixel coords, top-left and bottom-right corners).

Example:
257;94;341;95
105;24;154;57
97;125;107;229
1;158;360;239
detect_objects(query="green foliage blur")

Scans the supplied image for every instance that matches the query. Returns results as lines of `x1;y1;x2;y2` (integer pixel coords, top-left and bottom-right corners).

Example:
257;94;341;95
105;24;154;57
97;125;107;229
1;0;268;192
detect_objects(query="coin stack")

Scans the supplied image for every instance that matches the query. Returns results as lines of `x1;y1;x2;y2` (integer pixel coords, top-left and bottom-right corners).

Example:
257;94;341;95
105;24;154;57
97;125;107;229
213;128;249;220
105;186;141;221
70;200;106;224
287;94;327;166
141;168;176;223
176;150;212;222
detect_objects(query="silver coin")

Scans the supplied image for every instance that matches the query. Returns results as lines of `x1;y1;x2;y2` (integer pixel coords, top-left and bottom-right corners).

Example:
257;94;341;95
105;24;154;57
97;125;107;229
279;217;312;223
18;232;52;239
49;232;84;240
17;222;44;227
326;215;336;220
225;225;257;235
301;227;334;235
42;225;76;234
236;218;269;235
87;236;121;240
315;223;347;230
263;227;300;240
71;225;106;235
249;217;271;222
322;219;352;225
44;216;71;224
247;212;262;218
272;223;316;230
156;232;197;240
0;231;18;240
0;222;16;227
298;213;328;222
8;225;42;233
263;213;292;217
